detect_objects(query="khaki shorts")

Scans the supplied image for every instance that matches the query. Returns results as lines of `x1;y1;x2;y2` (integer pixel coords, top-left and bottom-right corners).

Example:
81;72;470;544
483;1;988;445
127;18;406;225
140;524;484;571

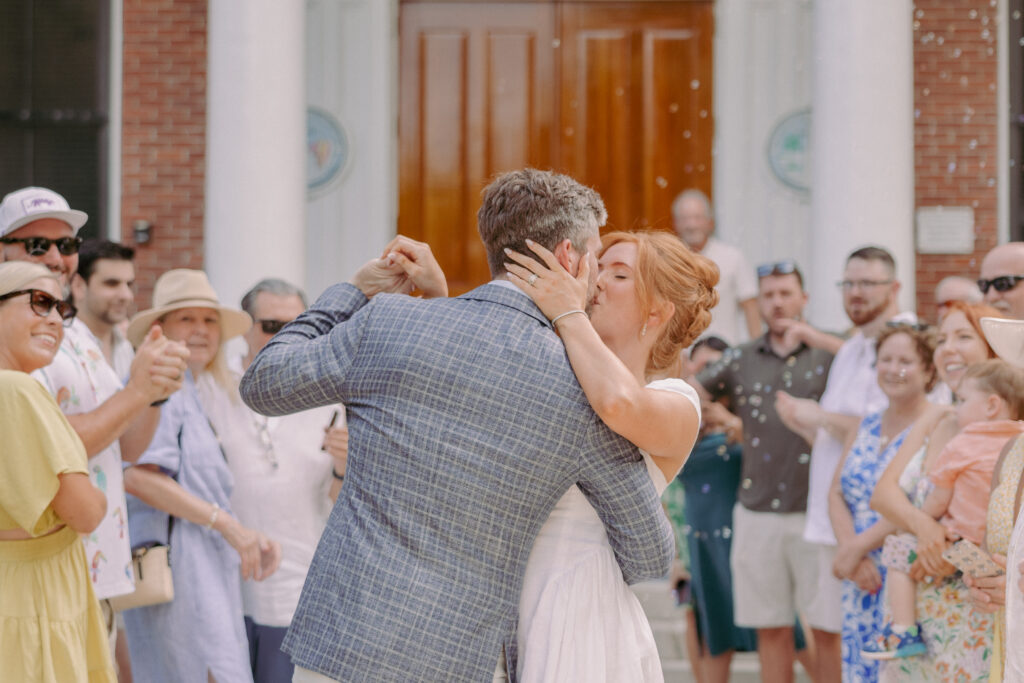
803;542;842;633
731;505;825;629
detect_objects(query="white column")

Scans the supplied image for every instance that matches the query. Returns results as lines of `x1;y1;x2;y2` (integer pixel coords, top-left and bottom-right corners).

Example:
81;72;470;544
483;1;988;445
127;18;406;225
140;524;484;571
205;0;306;309
305;0;398;300
809;0;915;330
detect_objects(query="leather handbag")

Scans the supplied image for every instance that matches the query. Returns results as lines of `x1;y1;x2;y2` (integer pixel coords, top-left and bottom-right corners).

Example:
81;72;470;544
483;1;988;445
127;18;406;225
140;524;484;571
108;543;174;611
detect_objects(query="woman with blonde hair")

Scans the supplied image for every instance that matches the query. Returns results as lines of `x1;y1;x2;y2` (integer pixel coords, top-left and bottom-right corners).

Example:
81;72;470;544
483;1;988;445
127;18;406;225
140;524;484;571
122;269;280;683
0;261;115;682
504;229;719;682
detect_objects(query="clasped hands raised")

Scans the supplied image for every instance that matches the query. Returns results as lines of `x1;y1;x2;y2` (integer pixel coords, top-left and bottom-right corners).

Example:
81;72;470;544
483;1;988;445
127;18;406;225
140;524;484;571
350;236;449;299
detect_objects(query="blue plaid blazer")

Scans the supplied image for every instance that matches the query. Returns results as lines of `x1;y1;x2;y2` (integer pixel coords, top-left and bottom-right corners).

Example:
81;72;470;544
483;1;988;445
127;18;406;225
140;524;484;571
240;282;675;682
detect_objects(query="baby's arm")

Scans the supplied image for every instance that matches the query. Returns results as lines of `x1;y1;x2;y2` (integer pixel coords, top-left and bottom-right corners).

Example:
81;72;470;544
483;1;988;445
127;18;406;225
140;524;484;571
920;485;953;521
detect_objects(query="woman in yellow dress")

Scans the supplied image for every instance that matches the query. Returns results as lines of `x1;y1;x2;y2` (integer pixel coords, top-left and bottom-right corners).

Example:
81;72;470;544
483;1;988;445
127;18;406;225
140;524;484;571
0;261;115;682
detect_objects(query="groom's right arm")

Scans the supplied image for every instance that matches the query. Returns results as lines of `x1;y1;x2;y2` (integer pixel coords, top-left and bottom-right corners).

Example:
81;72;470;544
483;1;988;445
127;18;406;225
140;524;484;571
576;418;675;584
240;283;372;417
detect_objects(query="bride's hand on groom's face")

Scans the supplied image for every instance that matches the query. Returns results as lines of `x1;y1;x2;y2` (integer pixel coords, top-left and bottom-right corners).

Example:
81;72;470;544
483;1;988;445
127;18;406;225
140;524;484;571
504;239;589;321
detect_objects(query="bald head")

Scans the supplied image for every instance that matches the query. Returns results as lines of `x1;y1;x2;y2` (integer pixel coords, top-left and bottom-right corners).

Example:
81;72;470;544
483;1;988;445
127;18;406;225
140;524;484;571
979;242;1024;319
935;275;983;320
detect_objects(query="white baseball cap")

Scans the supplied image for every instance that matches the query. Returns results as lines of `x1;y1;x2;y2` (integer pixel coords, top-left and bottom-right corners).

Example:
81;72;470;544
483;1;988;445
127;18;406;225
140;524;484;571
0;187;88;238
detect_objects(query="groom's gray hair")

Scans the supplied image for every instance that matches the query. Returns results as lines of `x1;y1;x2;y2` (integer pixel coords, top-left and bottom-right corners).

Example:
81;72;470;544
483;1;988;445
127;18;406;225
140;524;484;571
477;168;607;277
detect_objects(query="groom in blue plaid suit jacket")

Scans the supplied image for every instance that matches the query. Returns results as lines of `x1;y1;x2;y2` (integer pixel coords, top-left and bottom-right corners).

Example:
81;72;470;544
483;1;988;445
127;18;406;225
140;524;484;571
240;169;674;682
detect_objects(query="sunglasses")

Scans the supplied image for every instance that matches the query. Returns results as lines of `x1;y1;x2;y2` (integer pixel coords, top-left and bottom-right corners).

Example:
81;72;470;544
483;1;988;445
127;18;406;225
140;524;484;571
757;260;798;278
885;320;931;332
0;236;83;256
977;275;1024;294
257;319;290;335
0;288;77;326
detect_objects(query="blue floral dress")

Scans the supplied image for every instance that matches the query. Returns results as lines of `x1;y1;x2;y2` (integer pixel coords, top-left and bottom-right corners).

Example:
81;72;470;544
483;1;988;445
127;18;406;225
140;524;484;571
840;412;911;683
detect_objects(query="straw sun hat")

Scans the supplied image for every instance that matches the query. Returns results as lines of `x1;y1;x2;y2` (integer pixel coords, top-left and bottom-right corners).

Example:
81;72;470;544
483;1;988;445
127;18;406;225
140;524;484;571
980;316;1024;368
127;269;252;347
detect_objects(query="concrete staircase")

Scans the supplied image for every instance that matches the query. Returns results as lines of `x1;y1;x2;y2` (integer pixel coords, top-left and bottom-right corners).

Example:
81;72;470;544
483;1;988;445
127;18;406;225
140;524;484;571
632;580;812;683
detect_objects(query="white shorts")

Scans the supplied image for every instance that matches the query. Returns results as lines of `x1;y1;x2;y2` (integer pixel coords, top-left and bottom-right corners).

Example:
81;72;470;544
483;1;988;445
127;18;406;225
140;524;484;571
731;505;826;629
803;542;842;633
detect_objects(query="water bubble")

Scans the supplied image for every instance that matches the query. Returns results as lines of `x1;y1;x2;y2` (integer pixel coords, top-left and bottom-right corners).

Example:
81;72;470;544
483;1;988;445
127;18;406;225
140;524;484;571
770;499;781;510
778;482;787;491
982;28;991;39
683;130;692;139
940;70;948;80
684;164;694;173
916;9;924;18
937;36;945;45
960;76;969;86
988;177;996;187
915;109;921;119
690;79;700;90
948;162;957;173
982;15;990;26
799;453;810;464
722;527;732;539
763;452;771;461
969;139;978;149
953;48;962;58
753;382;762;392
742;478;752;490
751;409;760;418
698;164;706;172
970;9;978;19
655;176;668;188
1015;10;1022;20
923;87;931;96
668;102;679;113
716;444;728;455
914;20;921;30
701;483;711;494
699;109;708;118
758;414;767;423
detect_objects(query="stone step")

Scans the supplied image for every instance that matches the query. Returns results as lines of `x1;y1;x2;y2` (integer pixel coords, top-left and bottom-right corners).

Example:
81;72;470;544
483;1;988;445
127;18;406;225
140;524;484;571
632;579;812;683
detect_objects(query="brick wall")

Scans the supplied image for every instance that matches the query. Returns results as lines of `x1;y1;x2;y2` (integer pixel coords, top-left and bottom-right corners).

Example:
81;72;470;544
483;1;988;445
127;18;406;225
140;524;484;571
121;0;207;308
913;0;999;322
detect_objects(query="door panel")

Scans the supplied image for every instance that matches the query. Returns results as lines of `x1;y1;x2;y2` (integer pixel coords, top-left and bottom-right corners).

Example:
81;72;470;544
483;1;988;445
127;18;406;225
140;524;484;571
559;3;713;232
399;1;712;292
399;3;556;293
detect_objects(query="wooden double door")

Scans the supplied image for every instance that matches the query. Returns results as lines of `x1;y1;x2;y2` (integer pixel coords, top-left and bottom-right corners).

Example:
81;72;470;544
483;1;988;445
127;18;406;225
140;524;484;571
399;0;713;293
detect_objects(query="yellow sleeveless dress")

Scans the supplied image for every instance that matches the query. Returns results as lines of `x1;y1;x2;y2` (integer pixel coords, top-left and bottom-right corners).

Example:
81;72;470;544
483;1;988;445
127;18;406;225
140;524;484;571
0;370;115;682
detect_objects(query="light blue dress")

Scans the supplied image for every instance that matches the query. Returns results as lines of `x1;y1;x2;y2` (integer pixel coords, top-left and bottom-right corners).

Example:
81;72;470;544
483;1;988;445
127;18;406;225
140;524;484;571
839;412;910;683
123;373;252;683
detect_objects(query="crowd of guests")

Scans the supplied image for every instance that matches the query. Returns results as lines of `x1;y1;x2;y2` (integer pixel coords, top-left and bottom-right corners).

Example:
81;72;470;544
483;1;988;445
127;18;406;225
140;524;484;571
668;190;1024;683
0;187;347;682
6;178;1024;683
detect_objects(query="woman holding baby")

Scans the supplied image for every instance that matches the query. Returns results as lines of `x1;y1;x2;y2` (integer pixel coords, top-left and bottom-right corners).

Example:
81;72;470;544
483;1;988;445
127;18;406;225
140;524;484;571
870;301;1009;682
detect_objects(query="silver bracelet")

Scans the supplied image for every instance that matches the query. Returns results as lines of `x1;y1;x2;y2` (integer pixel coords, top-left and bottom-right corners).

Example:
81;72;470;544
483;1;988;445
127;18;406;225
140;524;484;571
205;502;220;530
550;309;587;327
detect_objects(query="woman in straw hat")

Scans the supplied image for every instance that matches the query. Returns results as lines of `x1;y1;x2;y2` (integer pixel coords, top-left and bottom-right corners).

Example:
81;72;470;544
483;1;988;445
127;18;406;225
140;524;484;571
122;269;280;683
0;261;115;682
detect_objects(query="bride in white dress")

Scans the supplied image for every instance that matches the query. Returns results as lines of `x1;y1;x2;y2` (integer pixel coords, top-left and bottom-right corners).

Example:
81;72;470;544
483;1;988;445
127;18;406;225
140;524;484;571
506;230;719;682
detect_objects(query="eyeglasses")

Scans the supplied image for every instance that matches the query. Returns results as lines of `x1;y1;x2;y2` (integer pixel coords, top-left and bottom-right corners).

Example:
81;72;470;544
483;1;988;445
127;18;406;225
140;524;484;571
257;319;290;335
837;279;893;291
757;261;798;278
0;288;77;326
0;236;83;256
977;275;1024;294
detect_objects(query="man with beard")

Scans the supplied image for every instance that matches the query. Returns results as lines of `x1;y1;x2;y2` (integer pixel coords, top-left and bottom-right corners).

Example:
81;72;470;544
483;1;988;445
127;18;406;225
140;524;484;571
775;246;903;683
690;261;836;683
978;242;1024;319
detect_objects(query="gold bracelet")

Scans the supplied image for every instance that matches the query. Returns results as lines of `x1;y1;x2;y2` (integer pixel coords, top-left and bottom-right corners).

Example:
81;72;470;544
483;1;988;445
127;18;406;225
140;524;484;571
205;503;220;530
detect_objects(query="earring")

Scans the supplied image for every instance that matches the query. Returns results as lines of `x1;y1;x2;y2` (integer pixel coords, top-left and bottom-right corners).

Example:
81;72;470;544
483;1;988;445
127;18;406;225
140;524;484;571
641;322;647;338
